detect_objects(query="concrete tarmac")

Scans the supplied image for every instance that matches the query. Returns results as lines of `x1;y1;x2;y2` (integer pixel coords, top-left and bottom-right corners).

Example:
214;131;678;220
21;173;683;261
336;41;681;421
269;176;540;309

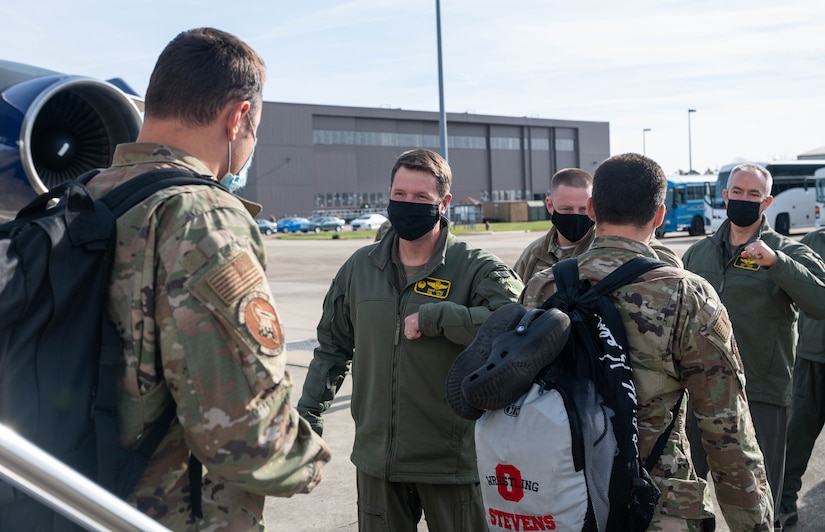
261;230;825;531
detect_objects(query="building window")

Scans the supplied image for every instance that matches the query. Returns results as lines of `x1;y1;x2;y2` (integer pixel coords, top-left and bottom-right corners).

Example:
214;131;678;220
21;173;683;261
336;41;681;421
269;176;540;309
555;138;575;152
490;137;521;150
313;129;487;150
531;138;550;151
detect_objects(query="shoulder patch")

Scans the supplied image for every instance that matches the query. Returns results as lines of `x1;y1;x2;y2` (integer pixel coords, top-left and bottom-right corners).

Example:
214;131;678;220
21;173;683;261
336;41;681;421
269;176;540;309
238;292;283;355
490;268;524;295
208;252;263;304
415;276;451;299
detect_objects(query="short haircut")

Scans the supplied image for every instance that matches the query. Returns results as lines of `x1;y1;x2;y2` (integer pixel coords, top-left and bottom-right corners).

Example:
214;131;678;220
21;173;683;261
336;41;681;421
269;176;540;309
391;149;452;199
550;168;593;196
592;153;666;227
144;27;266;126
727;163;773;197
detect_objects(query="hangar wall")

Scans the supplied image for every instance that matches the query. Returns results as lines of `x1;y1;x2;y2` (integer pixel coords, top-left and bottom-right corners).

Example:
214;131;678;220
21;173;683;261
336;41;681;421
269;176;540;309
245;102;609;220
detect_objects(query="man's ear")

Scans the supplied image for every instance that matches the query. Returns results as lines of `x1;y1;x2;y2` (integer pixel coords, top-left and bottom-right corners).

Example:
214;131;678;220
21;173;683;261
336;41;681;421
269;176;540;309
440;193;453;215
545;196;554;215
654;204;666;229
225;100;251;141
585;197;596;222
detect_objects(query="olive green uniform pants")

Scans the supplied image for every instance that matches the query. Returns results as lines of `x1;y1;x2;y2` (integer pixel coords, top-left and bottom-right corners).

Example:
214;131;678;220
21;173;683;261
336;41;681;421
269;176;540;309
356;469;486;532
781;357;825;514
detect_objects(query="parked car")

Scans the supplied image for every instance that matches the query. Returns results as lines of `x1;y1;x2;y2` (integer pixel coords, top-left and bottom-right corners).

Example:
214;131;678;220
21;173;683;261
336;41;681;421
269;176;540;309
276;217;296;232
255;218;277;236
276;216;309;233
301;216;346;233
350;213;388;231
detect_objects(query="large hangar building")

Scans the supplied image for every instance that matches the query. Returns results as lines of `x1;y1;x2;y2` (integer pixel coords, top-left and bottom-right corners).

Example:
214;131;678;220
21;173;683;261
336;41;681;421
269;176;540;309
246;101;610;221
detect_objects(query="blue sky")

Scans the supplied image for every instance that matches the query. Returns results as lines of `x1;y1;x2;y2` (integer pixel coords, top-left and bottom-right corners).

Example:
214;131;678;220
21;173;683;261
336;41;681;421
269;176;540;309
4;0;825;175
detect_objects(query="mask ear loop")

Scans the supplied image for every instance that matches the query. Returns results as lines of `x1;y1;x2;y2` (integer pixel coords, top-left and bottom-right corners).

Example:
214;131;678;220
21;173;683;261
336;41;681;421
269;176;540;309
223;104;256;181
225;139;232;178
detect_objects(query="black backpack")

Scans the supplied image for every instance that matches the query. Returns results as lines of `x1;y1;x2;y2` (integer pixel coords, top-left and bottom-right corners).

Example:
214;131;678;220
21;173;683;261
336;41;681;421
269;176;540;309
470;256;683;532
0;168;225;529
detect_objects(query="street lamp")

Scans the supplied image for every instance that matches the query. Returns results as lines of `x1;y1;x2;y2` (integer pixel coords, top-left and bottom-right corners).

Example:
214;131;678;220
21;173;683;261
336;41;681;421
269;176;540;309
436;0;448;161
642;128;651;156
687;109;696;174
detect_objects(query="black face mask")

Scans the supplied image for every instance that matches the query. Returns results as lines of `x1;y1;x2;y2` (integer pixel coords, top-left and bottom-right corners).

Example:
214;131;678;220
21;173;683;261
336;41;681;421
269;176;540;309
726;199;762;227
387;200;441;241
551;212;594;243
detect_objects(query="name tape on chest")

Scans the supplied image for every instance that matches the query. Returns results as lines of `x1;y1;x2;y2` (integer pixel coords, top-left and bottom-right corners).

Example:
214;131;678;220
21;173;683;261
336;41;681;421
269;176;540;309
733;254;760;271
414;276;451;299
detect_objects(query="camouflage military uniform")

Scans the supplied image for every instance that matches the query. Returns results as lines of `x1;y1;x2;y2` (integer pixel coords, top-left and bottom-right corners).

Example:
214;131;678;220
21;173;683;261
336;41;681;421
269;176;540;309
86;143;330;531
514;225;683;283
513;226;590;282
520;236;773;531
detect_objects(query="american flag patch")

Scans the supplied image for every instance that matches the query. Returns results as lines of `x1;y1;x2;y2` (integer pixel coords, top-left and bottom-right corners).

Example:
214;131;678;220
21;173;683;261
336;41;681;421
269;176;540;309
207;252;262;304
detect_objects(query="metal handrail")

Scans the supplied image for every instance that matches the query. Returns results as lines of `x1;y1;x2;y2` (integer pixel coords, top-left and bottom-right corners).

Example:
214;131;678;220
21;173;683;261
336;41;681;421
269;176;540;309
0;424;169;531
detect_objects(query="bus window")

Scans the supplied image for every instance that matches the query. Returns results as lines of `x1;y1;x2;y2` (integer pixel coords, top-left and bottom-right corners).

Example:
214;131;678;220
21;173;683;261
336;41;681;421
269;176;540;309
815;170;825;229
705;161;825;235
658;176;713;237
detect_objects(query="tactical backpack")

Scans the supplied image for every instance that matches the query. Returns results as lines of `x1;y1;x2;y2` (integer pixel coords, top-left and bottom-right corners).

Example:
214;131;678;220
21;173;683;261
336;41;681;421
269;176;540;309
0;168;225;529
470;256;683;532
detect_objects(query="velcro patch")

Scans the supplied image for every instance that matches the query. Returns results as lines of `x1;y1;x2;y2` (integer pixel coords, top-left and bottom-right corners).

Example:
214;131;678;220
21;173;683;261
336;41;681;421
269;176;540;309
238;292;283;356
207;252;263;304
414;276;451;299
733;254;760;271
712;308;732;344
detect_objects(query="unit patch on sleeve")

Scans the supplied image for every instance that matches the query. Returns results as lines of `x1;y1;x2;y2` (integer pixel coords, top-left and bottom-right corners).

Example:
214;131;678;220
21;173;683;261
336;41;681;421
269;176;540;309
238;292;283;355
733;254;760;271
414;276;451;299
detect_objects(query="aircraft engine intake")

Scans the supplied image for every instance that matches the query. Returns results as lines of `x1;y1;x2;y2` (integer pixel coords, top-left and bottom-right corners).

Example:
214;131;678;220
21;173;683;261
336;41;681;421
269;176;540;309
0;65;142;220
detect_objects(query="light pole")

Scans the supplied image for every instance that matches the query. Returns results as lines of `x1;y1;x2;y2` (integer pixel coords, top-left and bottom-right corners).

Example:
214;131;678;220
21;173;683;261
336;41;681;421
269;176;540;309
687;109;696;174
436;0;448;161
642;128;651;156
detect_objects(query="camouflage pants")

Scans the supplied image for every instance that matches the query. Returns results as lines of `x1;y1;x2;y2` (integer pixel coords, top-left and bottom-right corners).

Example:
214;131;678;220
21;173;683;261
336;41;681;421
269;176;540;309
647;514;709;532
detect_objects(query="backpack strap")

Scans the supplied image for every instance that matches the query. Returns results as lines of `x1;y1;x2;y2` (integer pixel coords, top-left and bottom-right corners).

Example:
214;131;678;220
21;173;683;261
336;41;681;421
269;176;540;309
586;256;669;298
544;257;583;309
543;255;669;311
569;254;677;474
76;168;103;185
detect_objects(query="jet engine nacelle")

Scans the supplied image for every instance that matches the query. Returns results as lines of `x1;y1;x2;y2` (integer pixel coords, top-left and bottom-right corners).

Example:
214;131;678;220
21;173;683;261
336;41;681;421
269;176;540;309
0;60;143;220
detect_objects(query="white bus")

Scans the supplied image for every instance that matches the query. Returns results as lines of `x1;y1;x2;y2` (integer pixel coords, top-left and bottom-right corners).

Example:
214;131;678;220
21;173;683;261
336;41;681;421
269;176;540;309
704;160;825;235
815;168;825;229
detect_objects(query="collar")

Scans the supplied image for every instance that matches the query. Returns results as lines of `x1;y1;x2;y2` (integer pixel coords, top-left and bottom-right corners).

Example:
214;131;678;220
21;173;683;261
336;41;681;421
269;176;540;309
544;226;594;259
711;215;770;247
371;216;451;271
111;143;214;175
587;235;660;259
110;143;262;218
